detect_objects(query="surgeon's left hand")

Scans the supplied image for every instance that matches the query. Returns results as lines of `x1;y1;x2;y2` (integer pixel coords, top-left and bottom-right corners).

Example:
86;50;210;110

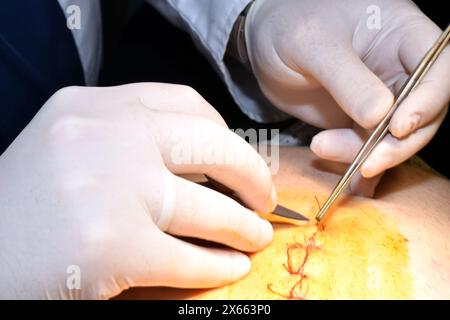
245;0;450;196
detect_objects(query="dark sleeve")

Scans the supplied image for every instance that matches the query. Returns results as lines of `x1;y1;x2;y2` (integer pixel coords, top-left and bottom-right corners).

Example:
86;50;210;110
0;2;84;154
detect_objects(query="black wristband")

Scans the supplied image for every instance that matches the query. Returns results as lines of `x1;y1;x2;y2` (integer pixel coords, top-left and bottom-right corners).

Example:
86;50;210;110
226;1;255;71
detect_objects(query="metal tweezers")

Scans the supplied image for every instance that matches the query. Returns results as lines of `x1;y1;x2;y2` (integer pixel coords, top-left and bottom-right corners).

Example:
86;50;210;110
316;25;450;222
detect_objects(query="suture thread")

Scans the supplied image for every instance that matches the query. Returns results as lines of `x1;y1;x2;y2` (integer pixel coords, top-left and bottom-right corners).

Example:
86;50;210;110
267;195;324;299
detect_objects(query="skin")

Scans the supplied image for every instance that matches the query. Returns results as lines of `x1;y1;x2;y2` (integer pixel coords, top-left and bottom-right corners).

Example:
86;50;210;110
118;147;450;299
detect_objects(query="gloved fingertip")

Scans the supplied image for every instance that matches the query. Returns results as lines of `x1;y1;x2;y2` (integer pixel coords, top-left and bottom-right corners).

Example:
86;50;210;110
402;113;422;137
360;161;377;178
310;134;323;157
258;218;274;248
391;110;422;138
268;184;277;212
231;253;251;280
389;122;405;139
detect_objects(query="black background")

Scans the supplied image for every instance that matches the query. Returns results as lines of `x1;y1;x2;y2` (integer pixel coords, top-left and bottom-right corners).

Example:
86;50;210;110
99;0;449;177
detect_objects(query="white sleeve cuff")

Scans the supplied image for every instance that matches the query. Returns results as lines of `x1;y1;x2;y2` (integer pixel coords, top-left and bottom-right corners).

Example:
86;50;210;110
148;0;290;122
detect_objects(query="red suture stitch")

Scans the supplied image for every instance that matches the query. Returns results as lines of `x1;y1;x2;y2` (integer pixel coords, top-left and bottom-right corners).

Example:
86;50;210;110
268;227;322;299
267;195;324;299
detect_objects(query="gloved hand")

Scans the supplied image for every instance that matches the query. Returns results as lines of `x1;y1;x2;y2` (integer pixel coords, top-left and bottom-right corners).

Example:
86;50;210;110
0;83;275;299
245;0;450;196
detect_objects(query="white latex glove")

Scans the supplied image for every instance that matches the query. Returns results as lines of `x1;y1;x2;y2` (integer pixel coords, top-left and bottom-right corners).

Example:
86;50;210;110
0;84;276;299
245;0;450;196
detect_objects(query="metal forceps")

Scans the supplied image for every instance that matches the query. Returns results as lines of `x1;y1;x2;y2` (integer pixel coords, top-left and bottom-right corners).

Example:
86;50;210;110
316;25;450;222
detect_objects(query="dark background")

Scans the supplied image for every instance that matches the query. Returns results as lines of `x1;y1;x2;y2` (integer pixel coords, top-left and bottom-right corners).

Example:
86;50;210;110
99;1;449;177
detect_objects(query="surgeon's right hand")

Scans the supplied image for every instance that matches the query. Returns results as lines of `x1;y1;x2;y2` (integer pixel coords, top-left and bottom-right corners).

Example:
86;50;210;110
0;83;275;299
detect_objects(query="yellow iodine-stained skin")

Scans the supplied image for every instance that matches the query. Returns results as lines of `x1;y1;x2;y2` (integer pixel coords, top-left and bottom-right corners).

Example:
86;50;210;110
196;188;413;300
117;148;450;300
